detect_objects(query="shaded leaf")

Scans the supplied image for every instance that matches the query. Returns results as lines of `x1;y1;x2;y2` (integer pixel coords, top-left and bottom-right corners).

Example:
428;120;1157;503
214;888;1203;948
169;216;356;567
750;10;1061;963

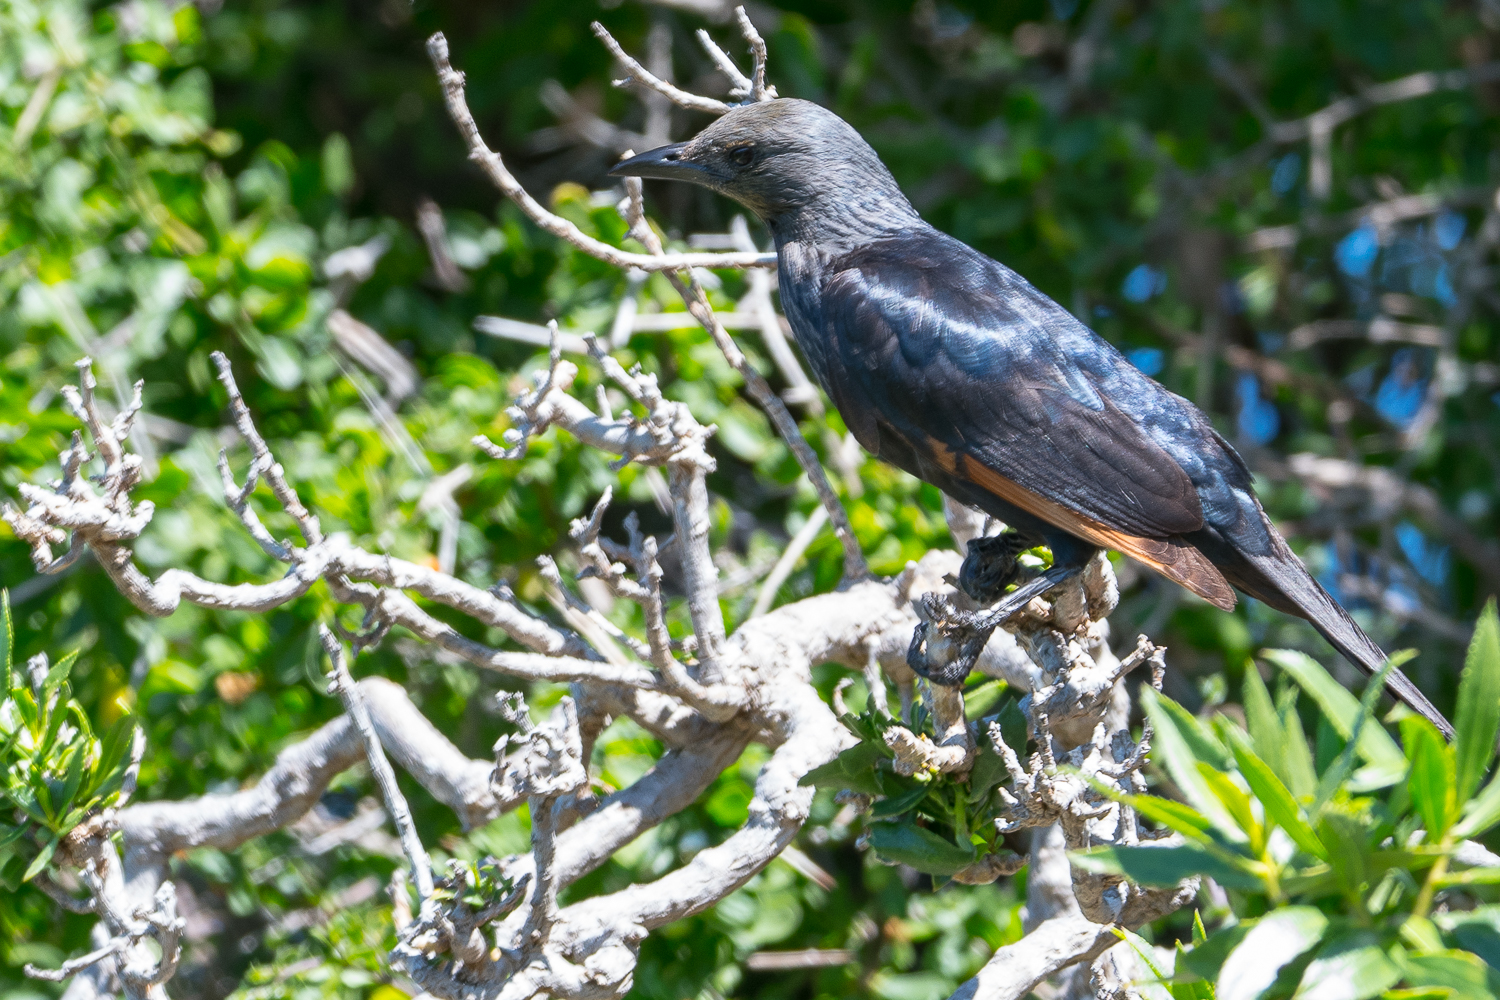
867;819;975;876
1070;843;1261;891
1292;930;1399;999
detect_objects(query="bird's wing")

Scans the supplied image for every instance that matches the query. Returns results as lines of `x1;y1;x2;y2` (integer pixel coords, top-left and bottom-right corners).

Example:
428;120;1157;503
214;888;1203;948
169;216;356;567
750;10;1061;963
815;233;1235;608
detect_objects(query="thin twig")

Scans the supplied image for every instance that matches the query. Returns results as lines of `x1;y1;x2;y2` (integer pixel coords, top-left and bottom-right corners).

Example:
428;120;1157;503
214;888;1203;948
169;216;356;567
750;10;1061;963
320;627;434;902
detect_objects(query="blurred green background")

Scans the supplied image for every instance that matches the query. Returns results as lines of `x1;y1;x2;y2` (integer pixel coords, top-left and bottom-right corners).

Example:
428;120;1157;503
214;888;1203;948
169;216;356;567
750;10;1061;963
4;0;1500;996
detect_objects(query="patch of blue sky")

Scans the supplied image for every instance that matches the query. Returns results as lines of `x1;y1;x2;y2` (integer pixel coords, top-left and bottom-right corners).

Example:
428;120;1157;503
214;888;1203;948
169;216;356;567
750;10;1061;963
1395;520;1450;587
1121;263;1166;303
1126;346;1164;376
1335;223;1379;279
1234;372;1279;445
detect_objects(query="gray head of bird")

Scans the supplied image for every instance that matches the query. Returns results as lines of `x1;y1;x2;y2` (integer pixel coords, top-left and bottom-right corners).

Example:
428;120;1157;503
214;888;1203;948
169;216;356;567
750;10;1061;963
610;98;916;240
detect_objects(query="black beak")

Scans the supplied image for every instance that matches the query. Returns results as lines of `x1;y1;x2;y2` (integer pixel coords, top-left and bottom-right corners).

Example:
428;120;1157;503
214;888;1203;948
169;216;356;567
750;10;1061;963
609;143;711;183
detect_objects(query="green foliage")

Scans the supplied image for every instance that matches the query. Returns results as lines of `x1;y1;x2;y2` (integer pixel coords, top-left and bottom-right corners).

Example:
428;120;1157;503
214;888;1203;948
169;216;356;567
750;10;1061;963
0;592;138;887
4;0;1500;995
1074;604;1500;999
800;678;1026;877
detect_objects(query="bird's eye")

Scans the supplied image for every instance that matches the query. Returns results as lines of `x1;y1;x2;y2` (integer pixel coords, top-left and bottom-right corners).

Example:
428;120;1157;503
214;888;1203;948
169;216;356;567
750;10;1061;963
729;145;755;167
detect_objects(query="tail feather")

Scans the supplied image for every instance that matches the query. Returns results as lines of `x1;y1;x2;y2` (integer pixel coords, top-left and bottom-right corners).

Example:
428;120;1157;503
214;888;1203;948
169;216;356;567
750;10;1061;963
1208;525;1455;740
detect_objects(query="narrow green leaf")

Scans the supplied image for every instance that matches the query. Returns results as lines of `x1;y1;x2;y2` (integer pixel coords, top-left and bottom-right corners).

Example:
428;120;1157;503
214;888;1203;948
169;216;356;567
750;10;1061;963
58;746;86;821
1216;907;1329;1000
1155;695;1233;770
1142;687;1246;841
1403;715;1457;841
867;820;975;876
22;835;58;882
1453;770;1500;839
1279;682;1319;799
0;591;11;694
1262;649;1405;774
1198;763;1261;846
1069;843;1263;892
1313;653;1405;810
1243;663;1287;783
1455;600;1500;802
1225;728;1327;860
1123;792;1217;843
41;650;78;700
1292;931;1400;999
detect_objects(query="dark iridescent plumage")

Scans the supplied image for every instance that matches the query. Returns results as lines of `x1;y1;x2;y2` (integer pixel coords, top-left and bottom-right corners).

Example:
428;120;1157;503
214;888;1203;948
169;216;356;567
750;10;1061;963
612;98;1452;737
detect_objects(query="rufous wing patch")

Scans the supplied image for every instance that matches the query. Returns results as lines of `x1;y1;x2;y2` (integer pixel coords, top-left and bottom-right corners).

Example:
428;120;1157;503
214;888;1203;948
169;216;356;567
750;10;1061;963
928;439;1237;611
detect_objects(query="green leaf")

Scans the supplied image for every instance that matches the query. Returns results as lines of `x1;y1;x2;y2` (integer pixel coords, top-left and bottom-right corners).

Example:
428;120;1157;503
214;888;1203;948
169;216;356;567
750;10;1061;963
22;835;58;883
1121;792;1217;843
1225;728;1327;860
1179;922;1248;983
994;697;1028;758
1;591;11;694
963;680;1007;720
969;733;1008;794
1455;601;1500;802
1402;951;1500;999
1403;715;1457;841
58;745;86;822
41;650;78;701
871;785;930;818
1069;843;1262;892
1142;687;1246;841
1243;664;1287;783
1262;649;1405;777
1198;763;1260;846
1279;682;1320;799
1313;652;1407;808
1292;930;1400;998
867;820;975;876
800;741;883;795
1453;769;1500;839
1216;907;1329;1000
1156;694;1233;770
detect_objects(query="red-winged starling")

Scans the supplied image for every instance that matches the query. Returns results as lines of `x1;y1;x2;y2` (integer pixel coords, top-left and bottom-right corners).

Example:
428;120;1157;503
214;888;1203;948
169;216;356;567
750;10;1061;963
611;98;1453;738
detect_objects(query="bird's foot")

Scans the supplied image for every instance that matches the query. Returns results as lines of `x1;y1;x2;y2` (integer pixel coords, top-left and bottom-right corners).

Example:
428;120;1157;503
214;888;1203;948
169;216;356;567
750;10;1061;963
957;530;1038;605
907;563;1084;687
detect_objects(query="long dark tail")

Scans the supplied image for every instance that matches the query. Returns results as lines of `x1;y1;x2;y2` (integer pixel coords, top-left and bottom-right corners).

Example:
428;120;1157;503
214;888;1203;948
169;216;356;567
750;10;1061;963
1200;523;1455;740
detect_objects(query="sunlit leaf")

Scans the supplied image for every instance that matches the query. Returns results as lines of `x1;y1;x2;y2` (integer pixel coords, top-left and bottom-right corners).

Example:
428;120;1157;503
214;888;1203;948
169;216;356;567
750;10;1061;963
1455;601;1500;802
1402;715;1457;841
1142;687;1245;841
1216;907;1328;1000
1225;728;1327;860
1261;649;1405;778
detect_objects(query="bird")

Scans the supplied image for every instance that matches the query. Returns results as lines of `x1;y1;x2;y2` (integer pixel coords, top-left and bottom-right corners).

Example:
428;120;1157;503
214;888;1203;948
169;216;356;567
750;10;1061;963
610;98;1453;739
